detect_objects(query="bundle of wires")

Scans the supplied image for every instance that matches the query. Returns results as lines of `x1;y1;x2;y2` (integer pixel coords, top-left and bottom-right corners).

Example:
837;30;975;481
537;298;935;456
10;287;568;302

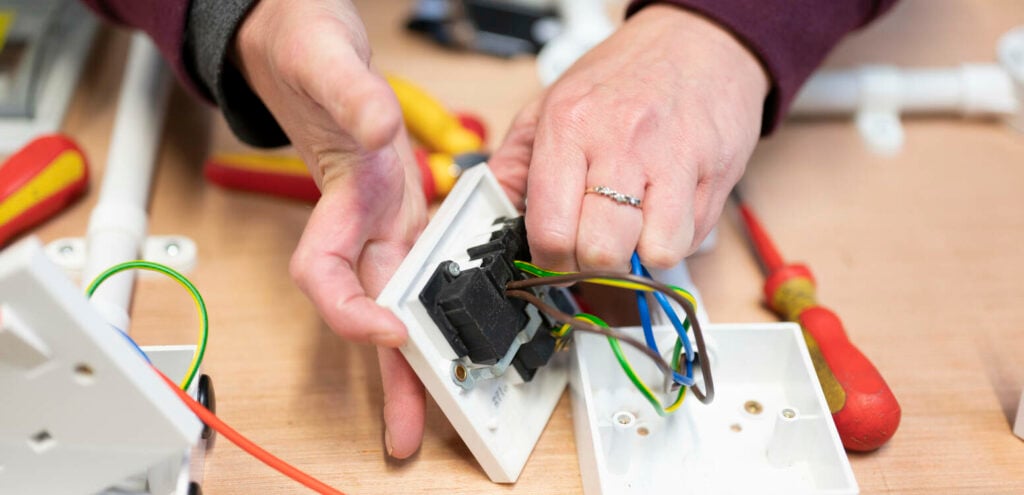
508;253;714;415
88;261;346;495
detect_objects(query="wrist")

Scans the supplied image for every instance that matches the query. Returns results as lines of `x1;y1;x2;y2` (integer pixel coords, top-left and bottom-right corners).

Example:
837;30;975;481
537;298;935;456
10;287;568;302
233;0;275;86
628;4;769;100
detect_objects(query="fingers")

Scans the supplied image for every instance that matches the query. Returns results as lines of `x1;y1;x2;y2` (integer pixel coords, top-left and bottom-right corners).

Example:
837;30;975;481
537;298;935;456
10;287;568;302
576;160;646;271
378;347;425;459
523;109;588;272
636;163;698;269
293;28;402;152
289;250;406;347
488;102;540;210
290;177;407;347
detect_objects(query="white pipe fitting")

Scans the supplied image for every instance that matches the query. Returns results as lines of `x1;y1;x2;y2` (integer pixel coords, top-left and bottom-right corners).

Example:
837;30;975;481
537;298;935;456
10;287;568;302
790;25;1024;154
82;33;172;320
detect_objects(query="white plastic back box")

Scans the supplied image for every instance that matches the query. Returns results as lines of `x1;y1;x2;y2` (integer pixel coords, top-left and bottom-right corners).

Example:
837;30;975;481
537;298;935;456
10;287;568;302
572;324;858;494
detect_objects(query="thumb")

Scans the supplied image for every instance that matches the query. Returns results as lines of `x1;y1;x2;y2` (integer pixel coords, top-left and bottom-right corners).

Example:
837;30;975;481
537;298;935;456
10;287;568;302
378;347;425;459
298;31;403;151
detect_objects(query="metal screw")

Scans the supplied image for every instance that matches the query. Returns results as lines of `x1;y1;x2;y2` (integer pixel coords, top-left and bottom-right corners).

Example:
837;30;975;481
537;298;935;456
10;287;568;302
730;423;743;432
446;262;461;277
782;408;797;419
744;400;763;415
636;426;650;437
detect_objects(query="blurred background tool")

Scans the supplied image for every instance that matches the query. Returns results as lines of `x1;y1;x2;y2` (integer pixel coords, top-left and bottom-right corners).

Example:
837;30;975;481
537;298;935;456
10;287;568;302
203;154;319;203
733;190;901;452
206;76;488;204
405;0;562;58
0;133;88;246
0;0;97;153
386;74;484;155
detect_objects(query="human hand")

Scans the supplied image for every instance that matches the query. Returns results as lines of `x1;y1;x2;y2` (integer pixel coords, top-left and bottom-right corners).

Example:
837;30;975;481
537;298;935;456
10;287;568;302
235;0;427;458
490;5;768;272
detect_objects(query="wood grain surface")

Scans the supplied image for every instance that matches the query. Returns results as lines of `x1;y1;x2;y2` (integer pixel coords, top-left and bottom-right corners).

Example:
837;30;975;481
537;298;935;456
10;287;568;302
29;1;1024;493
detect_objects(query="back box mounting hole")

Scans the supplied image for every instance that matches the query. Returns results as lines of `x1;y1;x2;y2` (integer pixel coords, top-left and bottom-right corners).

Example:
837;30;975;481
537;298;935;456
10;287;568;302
614;412;635;426
28;430;56;453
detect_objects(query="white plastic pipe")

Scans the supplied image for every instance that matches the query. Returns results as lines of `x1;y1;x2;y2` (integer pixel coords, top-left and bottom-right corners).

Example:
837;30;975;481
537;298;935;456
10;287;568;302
791;64;1018;116
82;33;172;327
999;26;1024;131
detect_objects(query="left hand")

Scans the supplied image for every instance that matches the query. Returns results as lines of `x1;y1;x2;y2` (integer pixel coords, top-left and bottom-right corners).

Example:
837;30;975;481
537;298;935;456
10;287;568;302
234;0;428;458
489;5;768;272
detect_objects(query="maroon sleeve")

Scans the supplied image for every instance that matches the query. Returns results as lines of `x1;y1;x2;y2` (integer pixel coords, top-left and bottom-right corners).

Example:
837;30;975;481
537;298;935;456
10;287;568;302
627;0;899;133
80;0;206;99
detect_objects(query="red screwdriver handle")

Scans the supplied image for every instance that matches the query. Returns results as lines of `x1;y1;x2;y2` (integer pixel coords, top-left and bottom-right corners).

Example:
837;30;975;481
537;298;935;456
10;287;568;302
0;135;88;246
799;306;901;451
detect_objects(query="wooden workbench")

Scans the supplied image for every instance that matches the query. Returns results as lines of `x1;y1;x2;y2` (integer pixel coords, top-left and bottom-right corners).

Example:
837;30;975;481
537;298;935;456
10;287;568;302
36;1;1024;493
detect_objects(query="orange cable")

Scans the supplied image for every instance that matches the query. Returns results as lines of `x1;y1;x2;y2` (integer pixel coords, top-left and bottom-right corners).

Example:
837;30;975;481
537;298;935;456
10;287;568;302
156;369;346;495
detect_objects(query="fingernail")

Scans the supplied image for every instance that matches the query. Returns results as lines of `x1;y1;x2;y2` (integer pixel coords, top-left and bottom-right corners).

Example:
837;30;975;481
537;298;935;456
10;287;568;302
384;428;394;457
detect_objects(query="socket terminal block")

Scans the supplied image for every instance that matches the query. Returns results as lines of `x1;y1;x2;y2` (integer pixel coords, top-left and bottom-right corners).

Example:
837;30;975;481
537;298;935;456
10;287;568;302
419;217;565;383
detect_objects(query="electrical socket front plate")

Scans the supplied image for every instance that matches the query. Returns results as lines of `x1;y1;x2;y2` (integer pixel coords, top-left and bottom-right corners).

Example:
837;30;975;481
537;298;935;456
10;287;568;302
377;165;568;483
0;237;202;495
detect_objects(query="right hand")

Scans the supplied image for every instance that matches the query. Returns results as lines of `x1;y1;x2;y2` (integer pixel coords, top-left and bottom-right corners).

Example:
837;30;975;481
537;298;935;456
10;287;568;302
234;0;427;459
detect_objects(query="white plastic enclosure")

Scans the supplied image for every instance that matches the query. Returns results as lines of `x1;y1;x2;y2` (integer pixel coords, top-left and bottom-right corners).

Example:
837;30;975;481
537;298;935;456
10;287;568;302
377;165;568;483
0;238;202;495
571;323;858;495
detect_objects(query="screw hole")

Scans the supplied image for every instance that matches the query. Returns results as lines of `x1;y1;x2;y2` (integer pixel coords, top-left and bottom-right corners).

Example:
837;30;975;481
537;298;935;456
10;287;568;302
613;411;635;426
28;430;56;453
744;400;763;415
730;423;742;432
73;363;95;385
782;408;797;419
636;426;649;437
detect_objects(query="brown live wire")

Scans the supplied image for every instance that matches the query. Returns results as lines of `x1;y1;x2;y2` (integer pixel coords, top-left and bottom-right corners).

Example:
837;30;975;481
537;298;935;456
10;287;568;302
506;271;715;404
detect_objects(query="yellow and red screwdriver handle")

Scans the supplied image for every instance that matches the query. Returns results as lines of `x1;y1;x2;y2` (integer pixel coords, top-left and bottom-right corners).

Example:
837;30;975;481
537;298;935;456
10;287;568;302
0;135;89;246
203;154;321;203
735;194;901;451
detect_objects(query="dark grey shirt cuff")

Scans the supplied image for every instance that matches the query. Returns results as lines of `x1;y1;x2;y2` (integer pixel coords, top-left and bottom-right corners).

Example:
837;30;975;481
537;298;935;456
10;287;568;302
185;0;290;147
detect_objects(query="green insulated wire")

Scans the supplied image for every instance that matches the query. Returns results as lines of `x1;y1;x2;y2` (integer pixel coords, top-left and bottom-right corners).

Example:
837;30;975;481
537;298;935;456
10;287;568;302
86;260;209;391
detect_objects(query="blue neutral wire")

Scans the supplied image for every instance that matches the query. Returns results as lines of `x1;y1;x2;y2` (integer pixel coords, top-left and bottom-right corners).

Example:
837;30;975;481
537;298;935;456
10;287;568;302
632;252;658;352
115;326;152;364
642;266;696;365
633;253;693;386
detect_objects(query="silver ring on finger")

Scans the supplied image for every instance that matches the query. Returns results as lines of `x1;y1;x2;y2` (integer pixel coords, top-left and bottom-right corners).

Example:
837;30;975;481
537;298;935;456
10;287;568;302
585;185;643;209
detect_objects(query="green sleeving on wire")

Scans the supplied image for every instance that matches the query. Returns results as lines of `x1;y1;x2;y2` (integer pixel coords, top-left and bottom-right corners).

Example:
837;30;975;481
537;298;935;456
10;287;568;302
86;260;209;391
564;313;687;416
